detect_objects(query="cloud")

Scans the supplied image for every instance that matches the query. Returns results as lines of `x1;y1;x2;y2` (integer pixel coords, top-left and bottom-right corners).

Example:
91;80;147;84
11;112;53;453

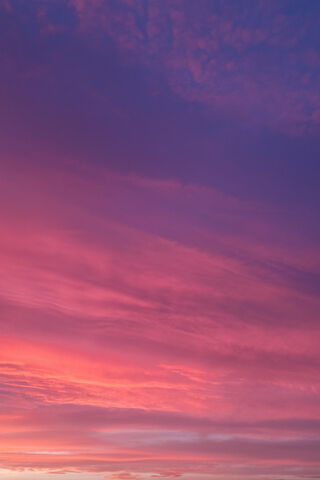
1;2;320;480
66;0;320;135
0;158;319;478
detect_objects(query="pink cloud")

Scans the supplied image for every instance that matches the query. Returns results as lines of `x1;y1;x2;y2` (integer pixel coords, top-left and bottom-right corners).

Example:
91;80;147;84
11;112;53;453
0;157;319;478
1;2;320;480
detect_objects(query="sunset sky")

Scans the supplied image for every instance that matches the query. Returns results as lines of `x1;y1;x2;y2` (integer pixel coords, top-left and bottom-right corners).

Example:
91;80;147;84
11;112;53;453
1;1;320;479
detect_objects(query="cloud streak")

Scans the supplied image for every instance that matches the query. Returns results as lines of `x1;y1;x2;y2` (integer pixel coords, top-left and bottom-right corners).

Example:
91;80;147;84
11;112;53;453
0;158;320;478
1;2;320;479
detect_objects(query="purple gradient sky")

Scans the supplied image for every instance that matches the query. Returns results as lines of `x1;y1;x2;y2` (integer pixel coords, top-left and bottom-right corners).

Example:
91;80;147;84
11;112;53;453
1;1;320;480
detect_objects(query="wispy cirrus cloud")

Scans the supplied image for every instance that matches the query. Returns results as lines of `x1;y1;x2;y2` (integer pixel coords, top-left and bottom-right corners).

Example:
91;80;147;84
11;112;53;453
1;2;320;479
0;157;319;478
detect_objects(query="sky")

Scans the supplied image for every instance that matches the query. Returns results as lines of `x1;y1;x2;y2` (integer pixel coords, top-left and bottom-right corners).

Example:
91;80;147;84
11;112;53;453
1;1;320;479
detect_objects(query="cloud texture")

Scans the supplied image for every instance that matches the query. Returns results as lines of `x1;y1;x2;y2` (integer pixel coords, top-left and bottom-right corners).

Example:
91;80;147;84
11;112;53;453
0;1;320;479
